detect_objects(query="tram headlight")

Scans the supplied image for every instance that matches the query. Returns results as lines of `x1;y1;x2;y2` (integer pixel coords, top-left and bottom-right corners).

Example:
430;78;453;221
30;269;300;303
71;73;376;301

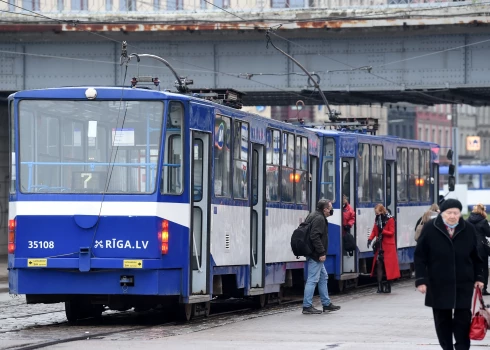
85;88;97;100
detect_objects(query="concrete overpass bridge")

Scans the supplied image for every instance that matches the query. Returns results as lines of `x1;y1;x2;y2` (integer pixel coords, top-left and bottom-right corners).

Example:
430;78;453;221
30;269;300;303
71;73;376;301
1;2;490;107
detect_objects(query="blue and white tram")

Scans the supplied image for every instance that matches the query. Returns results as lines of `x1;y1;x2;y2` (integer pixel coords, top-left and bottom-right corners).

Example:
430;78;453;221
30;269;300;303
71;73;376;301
7;86;321;322
310;129;440;289
439;165;490;210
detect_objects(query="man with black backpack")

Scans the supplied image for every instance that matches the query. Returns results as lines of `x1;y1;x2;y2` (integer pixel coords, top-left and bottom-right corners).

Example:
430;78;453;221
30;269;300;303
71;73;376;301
302;199;342;315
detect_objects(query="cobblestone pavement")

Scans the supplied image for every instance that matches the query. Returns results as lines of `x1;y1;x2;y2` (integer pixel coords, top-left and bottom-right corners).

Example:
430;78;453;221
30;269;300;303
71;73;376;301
0;278;392;349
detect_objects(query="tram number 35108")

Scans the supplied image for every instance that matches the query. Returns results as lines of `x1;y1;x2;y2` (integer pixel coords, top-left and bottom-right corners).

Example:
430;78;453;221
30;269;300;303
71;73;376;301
28;241;55;249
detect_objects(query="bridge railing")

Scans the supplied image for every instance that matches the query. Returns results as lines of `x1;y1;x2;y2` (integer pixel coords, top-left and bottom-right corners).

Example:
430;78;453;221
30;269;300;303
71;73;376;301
0;0;480;16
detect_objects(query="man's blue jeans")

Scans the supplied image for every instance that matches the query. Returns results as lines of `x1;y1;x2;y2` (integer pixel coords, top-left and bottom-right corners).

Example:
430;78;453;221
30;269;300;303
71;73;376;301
303;257;331;308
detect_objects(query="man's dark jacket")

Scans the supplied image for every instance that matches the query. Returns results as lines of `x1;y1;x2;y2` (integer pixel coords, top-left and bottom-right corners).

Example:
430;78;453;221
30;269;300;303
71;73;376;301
305;210;328;262
414;215;484;309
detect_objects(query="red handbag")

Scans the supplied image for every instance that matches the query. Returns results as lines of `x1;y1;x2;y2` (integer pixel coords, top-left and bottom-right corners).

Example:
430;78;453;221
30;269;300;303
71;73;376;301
470;287;489;341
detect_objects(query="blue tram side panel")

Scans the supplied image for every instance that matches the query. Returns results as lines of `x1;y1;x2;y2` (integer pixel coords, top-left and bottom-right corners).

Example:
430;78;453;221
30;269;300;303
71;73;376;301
308;127;440;285
7;85;323;322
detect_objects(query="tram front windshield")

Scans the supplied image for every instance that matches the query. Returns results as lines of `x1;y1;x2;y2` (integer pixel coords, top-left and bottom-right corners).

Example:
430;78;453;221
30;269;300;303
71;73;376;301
17;100;164;194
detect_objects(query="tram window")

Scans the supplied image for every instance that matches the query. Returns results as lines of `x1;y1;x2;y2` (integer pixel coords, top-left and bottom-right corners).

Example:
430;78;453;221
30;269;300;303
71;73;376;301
193;139;203;202
252;149;258;206
358;143;370;203
397;147;408;201
295;136;308;204
281;133;294;203
409;149;420;201
192;207;203;271
420;150;431;201
461;174;480;189
266;129;280;202
288;133;295;168
301;137;308;170
371;145;384;202
483;174;490;189
233;121;248;200
164;101;184;195
214;115;231;197
296;136;301;170
9;100;15;194
321;138;335;202
386;163;391;208
19;100;164;194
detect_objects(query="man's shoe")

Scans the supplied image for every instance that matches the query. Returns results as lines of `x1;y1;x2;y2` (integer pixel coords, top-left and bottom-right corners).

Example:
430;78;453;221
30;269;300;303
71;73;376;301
323;303;341;312
302;306;323;314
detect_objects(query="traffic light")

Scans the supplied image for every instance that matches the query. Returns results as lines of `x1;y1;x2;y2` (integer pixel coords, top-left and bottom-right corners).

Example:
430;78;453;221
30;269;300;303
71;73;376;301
447;150;455;192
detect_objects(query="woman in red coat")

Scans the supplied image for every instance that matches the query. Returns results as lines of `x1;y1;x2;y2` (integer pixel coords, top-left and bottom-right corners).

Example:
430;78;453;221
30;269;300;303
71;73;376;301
367;204;400;293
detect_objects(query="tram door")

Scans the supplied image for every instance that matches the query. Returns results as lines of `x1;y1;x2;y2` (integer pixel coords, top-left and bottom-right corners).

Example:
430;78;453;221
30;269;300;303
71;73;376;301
341;159;356;273
310;156;318;211
250;144;265;290
191;132;211;295
385;160;396;225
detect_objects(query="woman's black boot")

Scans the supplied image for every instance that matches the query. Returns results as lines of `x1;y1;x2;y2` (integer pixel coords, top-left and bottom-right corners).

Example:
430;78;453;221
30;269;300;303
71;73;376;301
377;282;383;293
382;281;391;293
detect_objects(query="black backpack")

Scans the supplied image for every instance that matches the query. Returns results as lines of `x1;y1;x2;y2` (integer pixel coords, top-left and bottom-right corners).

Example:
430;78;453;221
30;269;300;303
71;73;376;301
290;217;313;258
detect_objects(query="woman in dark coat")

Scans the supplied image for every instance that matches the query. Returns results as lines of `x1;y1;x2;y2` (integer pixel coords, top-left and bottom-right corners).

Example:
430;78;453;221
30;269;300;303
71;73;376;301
467;203;490;295
367;204;400;293
415;199;485;350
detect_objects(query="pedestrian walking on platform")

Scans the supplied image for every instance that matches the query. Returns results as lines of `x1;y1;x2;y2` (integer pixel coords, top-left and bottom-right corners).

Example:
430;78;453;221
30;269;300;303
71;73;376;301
415;198;485;350
467;203;490;295
367;204;400;293
302;199;341;315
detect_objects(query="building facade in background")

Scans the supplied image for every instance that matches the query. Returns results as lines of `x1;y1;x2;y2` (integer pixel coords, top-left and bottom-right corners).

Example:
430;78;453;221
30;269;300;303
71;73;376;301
0;0;419;14
389;104;490;164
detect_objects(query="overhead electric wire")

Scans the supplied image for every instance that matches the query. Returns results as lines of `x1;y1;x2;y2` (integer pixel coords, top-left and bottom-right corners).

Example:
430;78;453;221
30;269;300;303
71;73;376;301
268;31;473;104
191;0;490;105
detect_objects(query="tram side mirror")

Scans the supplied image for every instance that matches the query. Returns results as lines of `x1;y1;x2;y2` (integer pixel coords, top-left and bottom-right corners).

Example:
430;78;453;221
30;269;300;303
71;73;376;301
448;176;455;192
447;149;453;162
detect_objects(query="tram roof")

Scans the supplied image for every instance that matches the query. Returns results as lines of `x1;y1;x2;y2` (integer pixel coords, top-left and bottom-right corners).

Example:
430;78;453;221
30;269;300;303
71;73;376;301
9;86;184;100
8;86;319;138
308;127;439;149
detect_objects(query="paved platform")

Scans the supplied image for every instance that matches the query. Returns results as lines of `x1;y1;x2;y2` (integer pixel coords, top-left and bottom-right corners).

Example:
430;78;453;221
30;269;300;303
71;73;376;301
46;280;490;349
1;262;489;349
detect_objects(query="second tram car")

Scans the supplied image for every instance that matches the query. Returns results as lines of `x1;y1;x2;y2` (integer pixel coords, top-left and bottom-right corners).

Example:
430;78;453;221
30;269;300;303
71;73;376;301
310;129;440;290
